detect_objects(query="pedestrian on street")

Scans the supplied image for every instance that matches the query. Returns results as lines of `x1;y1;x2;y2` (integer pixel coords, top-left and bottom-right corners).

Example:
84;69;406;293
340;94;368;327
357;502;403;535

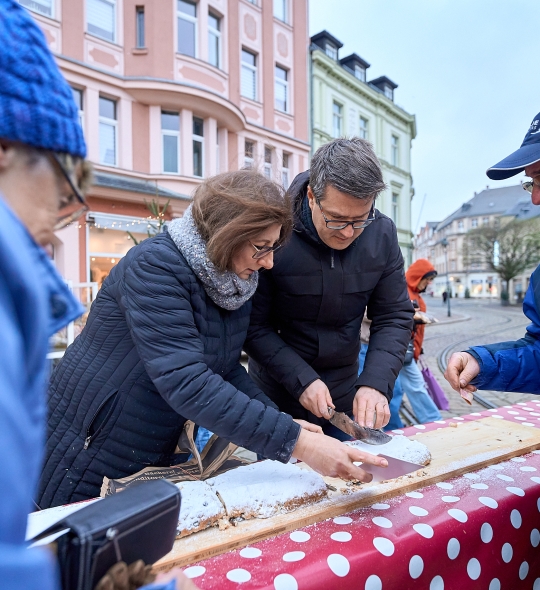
445;112;540;399
400;259;441;423
245;138;414;435
442;290;448;304
0;2;196;589
39;170;387;510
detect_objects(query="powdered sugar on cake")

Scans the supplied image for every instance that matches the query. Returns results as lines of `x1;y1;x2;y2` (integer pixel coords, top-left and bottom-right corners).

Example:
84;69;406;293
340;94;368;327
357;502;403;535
207;460;328;519
175;480;226;537
345;435;431;465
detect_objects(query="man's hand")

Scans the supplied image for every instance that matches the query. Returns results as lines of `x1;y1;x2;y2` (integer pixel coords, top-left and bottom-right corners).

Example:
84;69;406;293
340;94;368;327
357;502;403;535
291;428;388;481
299;379;334;419
444;352;479;403
353;386;390;429
293;419;323;434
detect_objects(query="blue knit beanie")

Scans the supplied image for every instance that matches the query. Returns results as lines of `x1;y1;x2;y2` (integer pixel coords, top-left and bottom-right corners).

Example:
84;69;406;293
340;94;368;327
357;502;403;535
0;0;86;157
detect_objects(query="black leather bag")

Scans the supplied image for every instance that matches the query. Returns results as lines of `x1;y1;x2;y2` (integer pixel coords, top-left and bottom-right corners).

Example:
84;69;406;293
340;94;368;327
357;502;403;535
35;480;181;590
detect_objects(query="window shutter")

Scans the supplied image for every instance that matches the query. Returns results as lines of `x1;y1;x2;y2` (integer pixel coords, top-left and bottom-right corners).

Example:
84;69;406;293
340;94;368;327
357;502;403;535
88;0;115;42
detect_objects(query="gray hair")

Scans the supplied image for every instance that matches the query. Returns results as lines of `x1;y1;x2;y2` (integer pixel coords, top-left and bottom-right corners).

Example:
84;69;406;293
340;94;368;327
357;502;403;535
309;137;387;201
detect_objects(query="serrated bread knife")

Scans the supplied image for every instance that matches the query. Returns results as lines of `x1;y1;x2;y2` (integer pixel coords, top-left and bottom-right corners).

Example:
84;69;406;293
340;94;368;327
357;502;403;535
328;407;392;445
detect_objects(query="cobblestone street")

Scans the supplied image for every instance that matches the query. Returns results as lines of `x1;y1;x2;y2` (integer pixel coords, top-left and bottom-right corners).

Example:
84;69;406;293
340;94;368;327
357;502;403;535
421;297;537;419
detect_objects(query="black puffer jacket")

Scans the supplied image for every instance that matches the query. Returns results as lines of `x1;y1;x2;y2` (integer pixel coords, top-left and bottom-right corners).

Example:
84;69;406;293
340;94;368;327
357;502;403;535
38;231;300;508
245;171;414;423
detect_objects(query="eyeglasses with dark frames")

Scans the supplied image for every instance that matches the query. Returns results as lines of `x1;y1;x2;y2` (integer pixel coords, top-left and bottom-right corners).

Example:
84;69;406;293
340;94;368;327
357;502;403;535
521;178;540;194
316;199;376;230
250;241;282;260
49;152;90;231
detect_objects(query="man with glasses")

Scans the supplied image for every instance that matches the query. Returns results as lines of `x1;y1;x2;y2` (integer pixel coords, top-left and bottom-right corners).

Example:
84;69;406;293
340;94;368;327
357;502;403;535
445;112;540;399
245;138;414;434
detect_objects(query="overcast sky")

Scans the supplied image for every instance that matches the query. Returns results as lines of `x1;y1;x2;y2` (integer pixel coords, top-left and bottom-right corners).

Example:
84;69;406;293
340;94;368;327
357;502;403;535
309;0;538;233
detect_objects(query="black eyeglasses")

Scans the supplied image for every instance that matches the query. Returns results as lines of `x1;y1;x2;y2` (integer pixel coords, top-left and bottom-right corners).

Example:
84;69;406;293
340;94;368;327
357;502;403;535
316;199;376;230
521;179;540;194
250;241;282;260
49;152;90;231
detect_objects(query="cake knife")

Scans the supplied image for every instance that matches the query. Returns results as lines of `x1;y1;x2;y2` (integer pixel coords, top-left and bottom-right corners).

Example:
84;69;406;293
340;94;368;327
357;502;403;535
327;407;392;445
359;454;424;482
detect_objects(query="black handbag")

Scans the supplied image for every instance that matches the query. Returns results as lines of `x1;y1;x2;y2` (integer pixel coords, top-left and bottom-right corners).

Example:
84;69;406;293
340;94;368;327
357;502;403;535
34;480;181;590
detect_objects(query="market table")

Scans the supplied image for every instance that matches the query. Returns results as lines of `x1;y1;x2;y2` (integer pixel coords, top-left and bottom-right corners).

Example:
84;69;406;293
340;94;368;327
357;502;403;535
180;401;540;589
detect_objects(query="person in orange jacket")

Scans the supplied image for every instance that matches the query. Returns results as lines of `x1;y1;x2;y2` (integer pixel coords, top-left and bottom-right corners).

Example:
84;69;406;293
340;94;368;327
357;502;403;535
396;259;441;423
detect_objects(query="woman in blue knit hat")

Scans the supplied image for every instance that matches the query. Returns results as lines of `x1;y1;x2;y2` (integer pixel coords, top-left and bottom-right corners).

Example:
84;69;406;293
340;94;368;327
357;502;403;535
0;2;196;589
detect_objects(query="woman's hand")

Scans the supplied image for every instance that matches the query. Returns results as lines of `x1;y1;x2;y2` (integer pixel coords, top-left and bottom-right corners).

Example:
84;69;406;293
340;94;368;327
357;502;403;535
298;379;334;419
444;352;479;404
293;419;323;434
291;429;387;481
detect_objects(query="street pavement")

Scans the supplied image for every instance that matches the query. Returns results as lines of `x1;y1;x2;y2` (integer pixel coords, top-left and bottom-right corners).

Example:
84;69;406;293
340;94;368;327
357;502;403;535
421;297;537;419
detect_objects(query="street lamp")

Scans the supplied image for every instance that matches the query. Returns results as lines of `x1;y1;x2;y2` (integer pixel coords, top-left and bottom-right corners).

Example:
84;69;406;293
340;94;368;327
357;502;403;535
441;238;451;317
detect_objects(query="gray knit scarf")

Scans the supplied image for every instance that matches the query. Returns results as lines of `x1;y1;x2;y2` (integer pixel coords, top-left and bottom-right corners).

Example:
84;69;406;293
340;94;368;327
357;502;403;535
167;205;258;311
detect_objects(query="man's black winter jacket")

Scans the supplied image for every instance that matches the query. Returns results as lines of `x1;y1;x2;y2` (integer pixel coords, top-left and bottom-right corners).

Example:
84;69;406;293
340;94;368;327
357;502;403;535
38;231;300;508
245;171;414;423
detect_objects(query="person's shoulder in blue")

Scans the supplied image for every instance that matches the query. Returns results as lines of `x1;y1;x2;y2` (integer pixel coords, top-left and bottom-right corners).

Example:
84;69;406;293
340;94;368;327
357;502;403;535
0;2;195;588
445;112;540;398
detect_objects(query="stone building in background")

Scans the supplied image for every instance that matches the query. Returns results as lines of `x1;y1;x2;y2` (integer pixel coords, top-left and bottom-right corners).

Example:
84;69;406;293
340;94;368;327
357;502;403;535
414;184;538;300
309;30;417;264
20;0;310;290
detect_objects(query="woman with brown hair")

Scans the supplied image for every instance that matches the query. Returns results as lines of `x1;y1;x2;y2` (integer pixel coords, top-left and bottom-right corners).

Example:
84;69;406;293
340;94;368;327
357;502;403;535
38;170;386;508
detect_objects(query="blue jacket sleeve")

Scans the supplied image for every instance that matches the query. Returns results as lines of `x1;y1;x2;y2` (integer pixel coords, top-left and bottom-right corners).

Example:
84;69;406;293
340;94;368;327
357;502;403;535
468;265;540;394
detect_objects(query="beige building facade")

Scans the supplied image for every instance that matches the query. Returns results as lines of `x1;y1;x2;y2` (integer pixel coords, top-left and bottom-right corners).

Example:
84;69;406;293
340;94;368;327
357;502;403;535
21;0;310;288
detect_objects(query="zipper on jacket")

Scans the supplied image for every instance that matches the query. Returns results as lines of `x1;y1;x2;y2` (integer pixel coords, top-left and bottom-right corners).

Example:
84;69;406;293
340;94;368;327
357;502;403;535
83;390;118;450
330;250;335;269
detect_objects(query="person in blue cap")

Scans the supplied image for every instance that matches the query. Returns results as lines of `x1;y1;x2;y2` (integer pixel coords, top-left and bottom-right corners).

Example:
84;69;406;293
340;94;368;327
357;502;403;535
444;113;540;399
0;2;196;589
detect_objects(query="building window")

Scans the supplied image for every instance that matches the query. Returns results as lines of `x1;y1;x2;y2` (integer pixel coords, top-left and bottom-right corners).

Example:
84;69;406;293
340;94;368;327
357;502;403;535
332;102;342;138
392;193;399;224
177;0;197;57
241;49;257;100
471;218;478;228
99;96;117;166
458;220;464;230
135;6;145;48
325;43;337;60
193;116;204;178
244;140;254;168
359;116;368;140
354;65;366;82
19;0;53;17
87;0;116;43
391;135;399;167
71;87;84;130
161;111;180;174
384;85;394;100
246;0;257;3
282;152;290;189
275;66;289;112
483;216;489;226
264;146;273;179
273;0;287;23
208;12;221;68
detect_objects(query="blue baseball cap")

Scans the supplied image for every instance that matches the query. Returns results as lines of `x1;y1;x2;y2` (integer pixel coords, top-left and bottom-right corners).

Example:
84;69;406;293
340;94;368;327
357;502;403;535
487;113;540;180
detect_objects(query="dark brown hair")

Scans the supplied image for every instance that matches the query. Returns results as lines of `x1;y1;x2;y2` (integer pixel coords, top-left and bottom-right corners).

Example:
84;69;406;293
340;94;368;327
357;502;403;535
191;170;293;272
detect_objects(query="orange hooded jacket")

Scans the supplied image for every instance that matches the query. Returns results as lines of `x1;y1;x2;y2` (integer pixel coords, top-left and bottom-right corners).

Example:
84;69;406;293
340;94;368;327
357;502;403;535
406;258;436;360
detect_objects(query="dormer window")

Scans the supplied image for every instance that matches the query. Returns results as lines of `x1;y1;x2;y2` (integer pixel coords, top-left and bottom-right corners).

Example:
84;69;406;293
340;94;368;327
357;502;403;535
384;85;394;100
354;65;366;82
325;43;338;60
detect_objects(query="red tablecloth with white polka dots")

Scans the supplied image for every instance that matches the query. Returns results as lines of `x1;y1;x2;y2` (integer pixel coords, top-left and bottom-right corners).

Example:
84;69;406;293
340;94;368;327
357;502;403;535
181;401;540;589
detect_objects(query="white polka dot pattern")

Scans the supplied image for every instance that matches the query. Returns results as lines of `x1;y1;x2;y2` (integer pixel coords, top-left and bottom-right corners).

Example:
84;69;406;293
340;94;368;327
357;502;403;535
226;568;251;583
373;537;395;556
409;555;423;579
274;573;298;590
183;566;205;578
447;537;459;559
327;554;350;577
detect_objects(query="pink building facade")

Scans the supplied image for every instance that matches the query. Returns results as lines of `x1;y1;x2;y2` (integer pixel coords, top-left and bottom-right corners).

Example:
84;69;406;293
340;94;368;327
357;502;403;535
22;0;310;287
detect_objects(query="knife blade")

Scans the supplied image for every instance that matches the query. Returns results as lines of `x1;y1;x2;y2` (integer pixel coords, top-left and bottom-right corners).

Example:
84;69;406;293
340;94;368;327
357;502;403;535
328;407;392;445
358;454;424;482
